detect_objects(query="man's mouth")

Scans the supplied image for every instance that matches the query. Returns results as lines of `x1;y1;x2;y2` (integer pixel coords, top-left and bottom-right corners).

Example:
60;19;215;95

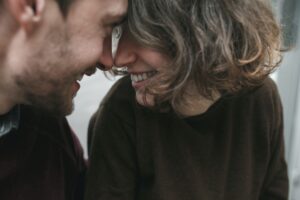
130;71;157;83
76;74;84;81
71;67;97;97
75;67;97;82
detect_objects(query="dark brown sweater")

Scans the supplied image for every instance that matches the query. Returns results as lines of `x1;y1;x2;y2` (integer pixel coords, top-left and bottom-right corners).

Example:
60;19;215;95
0;105;86;200
85;76;288;200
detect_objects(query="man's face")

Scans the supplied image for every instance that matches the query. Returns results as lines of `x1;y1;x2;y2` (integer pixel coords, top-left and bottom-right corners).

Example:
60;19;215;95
11;0;127;115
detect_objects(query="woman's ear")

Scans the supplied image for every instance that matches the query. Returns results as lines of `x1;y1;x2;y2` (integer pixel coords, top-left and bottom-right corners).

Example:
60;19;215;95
6;0;45;33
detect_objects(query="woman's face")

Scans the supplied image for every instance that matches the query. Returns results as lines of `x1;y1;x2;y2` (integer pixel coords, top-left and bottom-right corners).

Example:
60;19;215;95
114;29;170;106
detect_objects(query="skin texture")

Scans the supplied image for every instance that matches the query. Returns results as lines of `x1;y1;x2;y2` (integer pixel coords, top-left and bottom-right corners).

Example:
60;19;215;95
0;0;127;115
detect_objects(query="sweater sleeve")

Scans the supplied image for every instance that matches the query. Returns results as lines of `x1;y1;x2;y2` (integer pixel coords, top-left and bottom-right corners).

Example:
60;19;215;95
260;82;289;200
85;102;137;200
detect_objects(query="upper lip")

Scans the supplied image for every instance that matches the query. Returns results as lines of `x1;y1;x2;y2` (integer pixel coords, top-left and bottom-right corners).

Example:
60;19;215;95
84;67;97;76
75;67;97;81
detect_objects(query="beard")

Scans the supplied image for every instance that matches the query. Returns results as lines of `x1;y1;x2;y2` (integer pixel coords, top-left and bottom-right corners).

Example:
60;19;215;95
15;71;75;116
13;34;77;116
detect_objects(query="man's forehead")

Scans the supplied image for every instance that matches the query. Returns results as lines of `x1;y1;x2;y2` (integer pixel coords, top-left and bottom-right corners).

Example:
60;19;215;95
100;0;128;23
72;0;127;10
102;0;128;15
67;0;127;22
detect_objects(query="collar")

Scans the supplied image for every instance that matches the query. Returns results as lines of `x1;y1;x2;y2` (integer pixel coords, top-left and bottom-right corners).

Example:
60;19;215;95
0;105;20;138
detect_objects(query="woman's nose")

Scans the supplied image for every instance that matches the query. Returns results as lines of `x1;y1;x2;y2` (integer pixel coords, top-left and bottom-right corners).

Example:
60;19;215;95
114;32;137;68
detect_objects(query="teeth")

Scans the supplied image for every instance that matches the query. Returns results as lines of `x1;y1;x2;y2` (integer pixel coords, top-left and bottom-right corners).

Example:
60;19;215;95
130;71;157;83
138;74;143;81
142;73;147;80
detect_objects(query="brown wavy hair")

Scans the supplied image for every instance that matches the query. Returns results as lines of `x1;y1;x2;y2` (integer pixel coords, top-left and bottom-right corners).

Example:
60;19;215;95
114;0;282;110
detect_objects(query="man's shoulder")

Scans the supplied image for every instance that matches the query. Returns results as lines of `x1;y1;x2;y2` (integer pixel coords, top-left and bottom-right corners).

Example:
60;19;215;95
19;105;71;141
19;105;84;162
20;105;67;125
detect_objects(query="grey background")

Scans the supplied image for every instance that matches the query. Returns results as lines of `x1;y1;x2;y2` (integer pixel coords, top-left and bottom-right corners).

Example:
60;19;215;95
67;72;118;157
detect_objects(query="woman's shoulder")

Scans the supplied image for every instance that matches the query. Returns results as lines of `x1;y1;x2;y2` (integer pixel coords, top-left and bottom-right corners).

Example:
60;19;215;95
90;75;136;126
101;75;135;107
230;77;282;125
254;77;279;97
247;77;281;109
230;77;281;104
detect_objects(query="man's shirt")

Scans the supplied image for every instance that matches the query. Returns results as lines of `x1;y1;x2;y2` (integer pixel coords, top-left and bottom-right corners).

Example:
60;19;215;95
0;105;20;138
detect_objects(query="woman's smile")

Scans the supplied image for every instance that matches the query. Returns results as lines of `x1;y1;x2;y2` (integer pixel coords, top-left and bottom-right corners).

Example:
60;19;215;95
130;71;157;89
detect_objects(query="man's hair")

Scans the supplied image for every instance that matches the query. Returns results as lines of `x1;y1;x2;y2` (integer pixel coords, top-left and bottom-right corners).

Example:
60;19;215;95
117;0;282;111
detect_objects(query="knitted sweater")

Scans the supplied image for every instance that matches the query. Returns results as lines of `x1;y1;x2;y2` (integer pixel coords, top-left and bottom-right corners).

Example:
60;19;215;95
86;76;288;200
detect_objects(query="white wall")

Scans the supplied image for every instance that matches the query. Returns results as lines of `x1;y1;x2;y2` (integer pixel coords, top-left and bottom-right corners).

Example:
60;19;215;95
67;72;118;157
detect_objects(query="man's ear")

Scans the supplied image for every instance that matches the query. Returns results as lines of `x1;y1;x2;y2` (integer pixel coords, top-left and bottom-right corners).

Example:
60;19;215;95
6;0;45;33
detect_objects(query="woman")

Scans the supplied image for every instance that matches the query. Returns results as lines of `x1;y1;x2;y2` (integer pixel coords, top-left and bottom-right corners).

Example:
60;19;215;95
85;0;288;199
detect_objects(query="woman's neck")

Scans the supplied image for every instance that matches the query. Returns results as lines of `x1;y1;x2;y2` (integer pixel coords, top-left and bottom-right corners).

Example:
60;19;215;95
175;85;220;118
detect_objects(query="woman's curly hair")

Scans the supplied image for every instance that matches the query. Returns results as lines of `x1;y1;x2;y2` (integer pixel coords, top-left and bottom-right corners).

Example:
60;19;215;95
114;0;282;110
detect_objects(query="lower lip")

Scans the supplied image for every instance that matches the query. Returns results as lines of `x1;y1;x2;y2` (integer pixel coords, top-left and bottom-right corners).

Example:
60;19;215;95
132;77;153;90
131;71;158;90
71;81;81;96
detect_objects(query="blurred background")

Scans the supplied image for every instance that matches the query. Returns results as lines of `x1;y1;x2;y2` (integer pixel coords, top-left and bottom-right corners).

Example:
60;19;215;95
67;0;300;199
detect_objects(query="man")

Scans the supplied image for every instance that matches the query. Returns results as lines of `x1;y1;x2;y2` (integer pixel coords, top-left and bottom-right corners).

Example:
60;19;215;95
0;0;127;199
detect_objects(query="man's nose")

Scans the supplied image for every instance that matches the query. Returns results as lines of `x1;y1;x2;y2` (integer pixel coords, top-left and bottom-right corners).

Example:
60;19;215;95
97;36;113;71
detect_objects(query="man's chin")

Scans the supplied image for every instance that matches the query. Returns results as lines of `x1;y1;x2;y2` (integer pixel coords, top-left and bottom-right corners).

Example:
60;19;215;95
51;101;74;117
27;98;74;117
63;103;75;116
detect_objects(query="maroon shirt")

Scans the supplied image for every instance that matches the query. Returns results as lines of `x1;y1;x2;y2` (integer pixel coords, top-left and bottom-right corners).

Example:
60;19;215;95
0;105;86;200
